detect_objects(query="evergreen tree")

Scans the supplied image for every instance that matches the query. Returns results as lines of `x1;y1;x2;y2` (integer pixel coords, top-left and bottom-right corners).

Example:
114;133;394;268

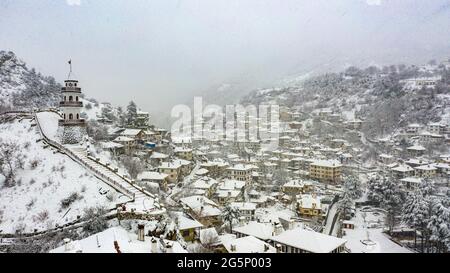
427;199;450;253
402;192;431;252
340;192;354;218
343;175;362;199
117;106;126;127
126;101;138;127
101;104;116;122
368;176;404;233
222;205;240;233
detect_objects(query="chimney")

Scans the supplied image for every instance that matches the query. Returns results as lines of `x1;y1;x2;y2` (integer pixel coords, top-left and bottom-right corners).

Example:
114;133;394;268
63;238;72;252
276;243;282;253
289;220;296;230
230;244;236;252
274;223;283;236
151;237;158;253
166;242;173;253
137;224;145;242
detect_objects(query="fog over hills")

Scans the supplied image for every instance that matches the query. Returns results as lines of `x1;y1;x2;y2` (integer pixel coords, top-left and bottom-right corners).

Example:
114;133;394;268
1;0;450;126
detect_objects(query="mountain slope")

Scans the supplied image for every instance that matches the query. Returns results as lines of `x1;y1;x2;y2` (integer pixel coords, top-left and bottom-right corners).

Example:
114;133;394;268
241;62;450;138
0;51;61;110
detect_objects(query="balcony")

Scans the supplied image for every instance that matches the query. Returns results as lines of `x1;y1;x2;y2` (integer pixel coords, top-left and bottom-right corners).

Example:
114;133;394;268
61;87;82;93
60;101;83;107
59;119;86;126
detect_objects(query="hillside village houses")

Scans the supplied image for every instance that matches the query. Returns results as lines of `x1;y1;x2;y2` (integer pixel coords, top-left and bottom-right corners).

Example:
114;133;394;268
157;161;185;184
230;202;257;222
270;228;347;253
179;195;222;226
297;194;325;219
215;179;246;205
137;171;169;191
188;177;219;198
174;147;193;161
309;159;342;183
282;180;314;195
401;76;442;90
227;164;254;183
41;58;450;254
221;235;276;253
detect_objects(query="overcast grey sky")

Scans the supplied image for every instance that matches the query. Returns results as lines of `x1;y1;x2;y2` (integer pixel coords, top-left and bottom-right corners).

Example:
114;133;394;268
1;0;450;119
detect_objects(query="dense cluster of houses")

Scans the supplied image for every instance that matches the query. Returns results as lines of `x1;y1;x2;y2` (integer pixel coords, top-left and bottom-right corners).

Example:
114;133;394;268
65;63;449;253
80;101;363;253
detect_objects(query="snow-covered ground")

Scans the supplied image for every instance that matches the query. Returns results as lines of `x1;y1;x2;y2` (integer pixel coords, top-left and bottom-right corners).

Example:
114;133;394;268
0;118;124;234
323;202;339;235
34;111;165;216
35;111;60;141
343;208;412;253
81;98;104;121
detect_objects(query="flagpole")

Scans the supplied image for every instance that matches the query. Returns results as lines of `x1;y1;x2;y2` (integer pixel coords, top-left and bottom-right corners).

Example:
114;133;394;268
68;59;72;79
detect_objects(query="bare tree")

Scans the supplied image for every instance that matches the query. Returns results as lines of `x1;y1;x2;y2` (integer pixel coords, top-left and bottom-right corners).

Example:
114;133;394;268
222;205;240;233
86;120;109;141
82;206;109;236
121;156;144;179
0;139;25;187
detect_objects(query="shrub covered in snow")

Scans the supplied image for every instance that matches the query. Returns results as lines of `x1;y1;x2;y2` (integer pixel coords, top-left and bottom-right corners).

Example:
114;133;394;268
0;138;25;187
60;192;82;209
34;210;49;223
26;198;36;209
82;206;109;236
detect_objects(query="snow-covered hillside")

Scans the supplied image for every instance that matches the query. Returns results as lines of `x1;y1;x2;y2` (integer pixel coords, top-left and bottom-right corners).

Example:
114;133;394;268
0;117;125;234
241;64;450;138
0;51;60;110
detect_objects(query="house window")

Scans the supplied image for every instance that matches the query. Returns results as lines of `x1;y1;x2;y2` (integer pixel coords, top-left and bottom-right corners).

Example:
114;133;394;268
76;96;79;102
69;96;73;102
69;113;73;120
76;113;79;119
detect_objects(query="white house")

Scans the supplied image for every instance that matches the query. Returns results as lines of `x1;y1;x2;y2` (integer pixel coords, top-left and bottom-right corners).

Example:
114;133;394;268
222;235;276;253
230;202;257;222
270;228;347;253
49;227;187;253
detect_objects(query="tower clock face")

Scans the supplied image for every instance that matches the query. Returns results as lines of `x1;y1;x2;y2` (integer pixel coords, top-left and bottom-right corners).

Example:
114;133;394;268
69;83;73;87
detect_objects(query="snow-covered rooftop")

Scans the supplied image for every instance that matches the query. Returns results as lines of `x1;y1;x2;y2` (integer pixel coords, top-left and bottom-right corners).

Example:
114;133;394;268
271;228;347;253
138;171;168;181
223;235;276;253
233;221;277;241
179;195;221;217
310;159;342;168
50;227;187;253
177;214;204;230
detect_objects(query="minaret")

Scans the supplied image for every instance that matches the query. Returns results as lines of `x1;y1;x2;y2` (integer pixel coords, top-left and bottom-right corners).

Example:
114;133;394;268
58;60;86;144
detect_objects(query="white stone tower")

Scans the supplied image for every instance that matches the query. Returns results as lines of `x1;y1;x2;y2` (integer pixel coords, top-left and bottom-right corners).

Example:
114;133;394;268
58;60;86;144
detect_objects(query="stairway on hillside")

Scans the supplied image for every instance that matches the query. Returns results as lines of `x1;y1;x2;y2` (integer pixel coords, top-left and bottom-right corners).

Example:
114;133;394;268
70;147;149;201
